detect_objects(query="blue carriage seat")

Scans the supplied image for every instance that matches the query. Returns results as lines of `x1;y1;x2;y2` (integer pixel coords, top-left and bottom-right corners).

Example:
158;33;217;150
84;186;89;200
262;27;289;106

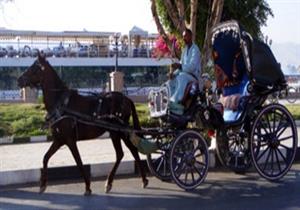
221;75;249;122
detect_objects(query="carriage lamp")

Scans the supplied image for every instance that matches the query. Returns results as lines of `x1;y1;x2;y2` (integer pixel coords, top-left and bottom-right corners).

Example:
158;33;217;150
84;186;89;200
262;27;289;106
204;110;210;120
207;129;215;138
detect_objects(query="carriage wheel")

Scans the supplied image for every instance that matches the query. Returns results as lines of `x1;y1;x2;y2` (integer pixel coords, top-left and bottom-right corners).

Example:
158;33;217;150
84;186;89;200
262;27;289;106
216;128;252;174
250;104;298;181
146;142;172;181
170;130;209;190
286;87;297;104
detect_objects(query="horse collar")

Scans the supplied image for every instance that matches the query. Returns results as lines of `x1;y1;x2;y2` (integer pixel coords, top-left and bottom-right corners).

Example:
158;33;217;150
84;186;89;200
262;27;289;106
45;90;72;125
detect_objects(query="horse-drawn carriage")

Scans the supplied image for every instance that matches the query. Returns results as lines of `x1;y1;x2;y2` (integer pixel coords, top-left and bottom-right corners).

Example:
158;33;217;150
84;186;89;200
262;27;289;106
146;20;298;189
17;20;298;193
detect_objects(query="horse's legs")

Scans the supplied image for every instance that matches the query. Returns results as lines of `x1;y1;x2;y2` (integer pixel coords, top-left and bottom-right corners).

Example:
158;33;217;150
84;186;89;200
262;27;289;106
67;141;92;196
40;140;62;193
122;134;149;188
105;133;124;193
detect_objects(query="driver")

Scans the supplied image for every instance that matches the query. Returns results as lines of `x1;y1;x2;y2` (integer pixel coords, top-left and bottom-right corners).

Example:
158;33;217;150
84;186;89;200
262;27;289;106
167;28;201;115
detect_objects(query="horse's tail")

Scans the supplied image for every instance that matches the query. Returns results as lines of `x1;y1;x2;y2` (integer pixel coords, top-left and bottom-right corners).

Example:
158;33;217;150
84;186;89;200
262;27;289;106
129;99;141;130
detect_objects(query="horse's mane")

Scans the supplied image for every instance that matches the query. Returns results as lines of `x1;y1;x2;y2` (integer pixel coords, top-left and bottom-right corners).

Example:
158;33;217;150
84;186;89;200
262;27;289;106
43;59;69;91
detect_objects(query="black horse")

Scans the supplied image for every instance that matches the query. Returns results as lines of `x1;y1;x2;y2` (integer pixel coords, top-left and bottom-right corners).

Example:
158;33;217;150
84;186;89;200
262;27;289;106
17;53;148;195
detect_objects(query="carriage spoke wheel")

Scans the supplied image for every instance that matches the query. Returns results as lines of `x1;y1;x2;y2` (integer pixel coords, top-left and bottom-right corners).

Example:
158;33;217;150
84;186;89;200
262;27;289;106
250;104;298;181
216;128;252;174
286;87;297;104
170;130;209;190
146;142;172;181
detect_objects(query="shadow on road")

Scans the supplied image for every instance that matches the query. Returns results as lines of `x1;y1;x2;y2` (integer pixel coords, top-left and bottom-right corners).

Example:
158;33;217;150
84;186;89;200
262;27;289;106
1;168;300;210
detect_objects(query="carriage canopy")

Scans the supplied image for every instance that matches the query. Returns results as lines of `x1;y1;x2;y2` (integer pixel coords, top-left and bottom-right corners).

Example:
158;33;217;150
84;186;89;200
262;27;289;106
211;20;286;92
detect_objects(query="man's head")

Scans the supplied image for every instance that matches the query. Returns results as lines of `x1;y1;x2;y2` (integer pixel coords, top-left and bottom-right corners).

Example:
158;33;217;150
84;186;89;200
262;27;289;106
183;28;193;46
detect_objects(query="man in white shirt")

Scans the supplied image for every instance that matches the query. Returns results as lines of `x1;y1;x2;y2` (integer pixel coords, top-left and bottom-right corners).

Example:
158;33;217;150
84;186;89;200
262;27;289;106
167;28;201;115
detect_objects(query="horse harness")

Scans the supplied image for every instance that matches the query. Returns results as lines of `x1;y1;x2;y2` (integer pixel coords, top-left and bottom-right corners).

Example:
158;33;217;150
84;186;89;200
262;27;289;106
45;91;127;136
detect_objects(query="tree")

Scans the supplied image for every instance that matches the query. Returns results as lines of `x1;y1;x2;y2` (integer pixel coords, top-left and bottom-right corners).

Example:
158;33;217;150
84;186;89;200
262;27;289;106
150;0;273;70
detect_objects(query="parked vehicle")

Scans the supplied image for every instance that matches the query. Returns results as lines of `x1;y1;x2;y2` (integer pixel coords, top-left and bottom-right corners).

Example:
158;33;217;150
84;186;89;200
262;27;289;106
6;46;18;57
19;45;31;57
88;44;99;57
42;47;54;57
31;48;39;57
0;47;7;57
78;45;89;57
53;46;66;57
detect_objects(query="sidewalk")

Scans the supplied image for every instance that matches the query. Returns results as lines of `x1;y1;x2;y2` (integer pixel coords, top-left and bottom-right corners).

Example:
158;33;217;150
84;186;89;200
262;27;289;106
0;138;144;186
0;137;217;186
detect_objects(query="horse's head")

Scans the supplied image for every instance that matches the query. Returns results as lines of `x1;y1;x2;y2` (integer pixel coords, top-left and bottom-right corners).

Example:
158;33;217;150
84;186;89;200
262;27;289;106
18;52;48;88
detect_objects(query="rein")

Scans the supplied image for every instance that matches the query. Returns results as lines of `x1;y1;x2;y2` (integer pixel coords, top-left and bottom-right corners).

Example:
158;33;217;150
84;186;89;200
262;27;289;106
29;60;136;136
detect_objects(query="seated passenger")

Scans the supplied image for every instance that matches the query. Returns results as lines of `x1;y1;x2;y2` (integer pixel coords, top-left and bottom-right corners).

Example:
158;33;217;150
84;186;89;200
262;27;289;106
212;29;249;122
166;28;201;115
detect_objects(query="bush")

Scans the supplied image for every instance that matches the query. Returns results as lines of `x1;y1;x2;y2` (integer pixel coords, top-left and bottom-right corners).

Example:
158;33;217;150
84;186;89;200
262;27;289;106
0;103;47;137
0;122;12;137
286;104;300;120
135;103;160;127
11;115;47;137
0;103;299;138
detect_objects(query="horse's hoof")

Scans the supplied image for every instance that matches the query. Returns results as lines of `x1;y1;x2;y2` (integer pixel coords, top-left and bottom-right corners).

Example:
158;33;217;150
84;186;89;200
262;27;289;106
142;179;149;188
84;189;92;196
105;183;112;193
39;186;46;194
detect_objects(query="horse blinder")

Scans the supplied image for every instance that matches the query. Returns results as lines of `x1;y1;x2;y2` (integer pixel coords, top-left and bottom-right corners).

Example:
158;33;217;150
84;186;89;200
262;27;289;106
19;61;44;88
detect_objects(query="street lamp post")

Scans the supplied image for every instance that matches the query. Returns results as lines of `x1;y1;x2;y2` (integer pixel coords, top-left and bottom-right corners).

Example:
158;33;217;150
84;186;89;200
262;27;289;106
113;32;120;71
16;36;20;57
109;33;124;92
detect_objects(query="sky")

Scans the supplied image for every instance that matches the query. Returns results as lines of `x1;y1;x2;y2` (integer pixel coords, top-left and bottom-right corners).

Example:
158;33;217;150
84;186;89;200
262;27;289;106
261;0;300;44
0;0;299;44
0;0;157;34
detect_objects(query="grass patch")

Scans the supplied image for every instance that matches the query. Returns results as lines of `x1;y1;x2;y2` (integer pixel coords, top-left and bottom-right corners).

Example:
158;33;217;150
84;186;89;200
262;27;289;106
286;104;300;120
0;102;159;138
0;103;48;137
135;103;159;127
0;103;299;138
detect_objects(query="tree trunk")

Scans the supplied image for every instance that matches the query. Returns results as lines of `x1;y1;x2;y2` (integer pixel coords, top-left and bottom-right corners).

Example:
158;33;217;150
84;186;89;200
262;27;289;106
175;0;186;33
164;0;184;33
189;0;198;41
150;0;168;43
201;0;224;70
150;0;180;58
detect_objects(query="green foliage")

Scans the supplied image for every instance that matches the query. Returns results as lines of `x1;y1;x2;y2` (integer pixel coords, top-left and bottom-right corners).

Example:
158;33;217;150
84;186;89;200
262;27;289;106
0;103;160;138
1;103;298;138
11;115;46;137
286;104;300;120
222;0;273;39
156;0;173;33
0;103;48;137
155;0;273;48
135;103;160;127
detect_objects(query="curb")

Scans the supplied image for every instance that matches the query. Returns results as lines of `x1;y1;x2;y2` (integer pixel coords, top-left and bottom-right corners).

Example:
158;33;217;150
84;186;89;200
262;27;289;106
0;160;134;186
0;148;299;186
0;150;216;186
0;135;51;144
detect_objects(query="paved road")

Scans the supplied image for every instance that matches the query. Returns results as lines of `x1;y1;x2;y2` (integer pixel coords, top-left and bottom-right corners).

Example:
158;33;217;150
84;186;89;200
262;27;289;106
1;163;300;210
